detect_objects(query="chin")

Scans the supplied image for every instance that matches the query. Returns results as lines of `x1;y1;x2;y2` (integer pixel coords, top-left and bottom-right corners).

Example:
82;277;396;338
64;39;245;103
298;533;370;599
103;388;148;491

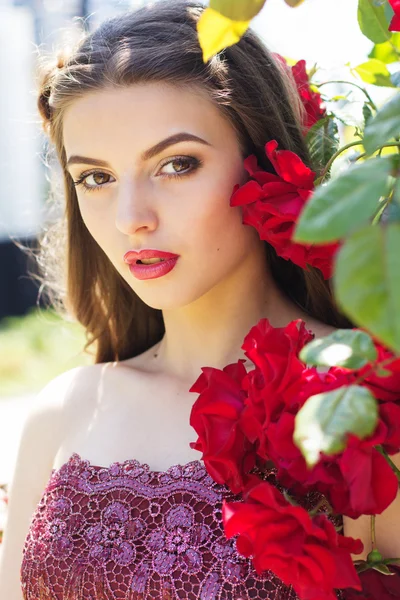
131;286;208;312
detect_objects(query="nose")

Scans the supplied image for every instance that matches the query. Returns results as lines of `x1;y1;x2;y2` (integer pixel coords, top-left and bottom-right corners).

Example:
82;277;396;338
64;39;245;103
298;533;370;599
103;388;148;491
115;176;158;236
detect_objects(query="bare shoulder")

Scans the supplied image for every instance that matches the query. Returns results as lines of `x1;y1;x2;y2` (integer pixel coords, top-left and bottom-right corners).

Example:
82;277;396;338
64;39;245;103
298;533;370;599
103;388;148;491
0;365;100;596
5;363;111;505
7;363;118;487
51;358;162;470
29;364;99;430
54;362;121;430
11;366;98;472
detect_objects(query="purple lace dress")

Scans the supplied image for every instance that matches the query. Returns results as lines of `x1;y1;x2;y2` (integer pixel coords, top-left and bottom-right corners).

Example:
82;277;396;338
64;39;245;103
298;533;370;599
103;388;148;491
20;452;344;599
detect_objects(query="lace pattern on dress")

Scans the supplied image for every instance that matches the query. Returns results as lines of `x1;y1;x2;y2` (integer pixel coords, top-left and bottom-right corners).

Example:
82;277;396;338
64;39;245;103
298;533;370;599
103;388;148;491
20;452;344;600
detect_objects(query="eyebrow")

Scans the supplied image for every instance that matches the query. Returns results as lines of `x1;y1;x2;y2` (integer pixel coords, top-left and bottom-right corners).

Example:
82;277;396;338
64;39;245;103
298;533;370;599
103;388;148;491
66;132;212;168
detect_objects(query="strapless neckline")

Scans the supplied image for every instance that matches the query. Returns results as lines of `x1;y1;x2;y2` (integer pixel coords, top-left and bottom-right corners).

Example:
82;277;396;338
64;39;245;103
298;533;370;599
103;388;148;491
53;451;205;478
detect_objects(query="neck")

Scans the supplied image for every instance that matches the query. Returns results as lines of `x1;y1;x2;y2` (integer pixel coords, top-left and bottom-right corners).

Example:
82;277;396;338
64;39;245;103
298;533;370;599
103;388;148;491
149;250;313;387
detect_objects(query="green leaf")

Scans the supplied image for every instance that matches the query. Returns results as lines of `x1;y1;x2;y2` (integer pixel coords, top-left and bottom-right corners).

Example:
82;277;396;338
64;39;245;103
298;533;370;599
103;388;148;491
376;366;394;377
384;200;400;223
371;563;393;575
294;385;378;467
383;558;400;565
197;7;250;63
368;33;400;64
293;156;393;243
385;0;395;25
391;71;400;87
354;59;395;87
358;0;392;44
363;92;400;155
305;116;340;178
363;103;374;127
334;223;400;353
354;560;371;573
299;329;377;369
209;0;267;20
394;177;400;206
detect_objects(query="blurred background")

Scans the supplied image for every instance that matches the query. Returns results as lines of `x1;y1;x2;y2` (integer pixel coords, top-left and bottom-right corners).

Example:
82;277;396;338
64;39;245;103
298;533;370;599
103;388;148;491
0;0;396;540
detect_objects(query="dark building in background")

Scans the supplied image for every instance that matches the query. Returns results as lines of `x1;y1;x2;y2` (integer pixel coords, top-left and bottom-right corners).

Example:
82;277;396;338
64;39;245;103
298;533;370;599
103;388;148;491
0;3;45;321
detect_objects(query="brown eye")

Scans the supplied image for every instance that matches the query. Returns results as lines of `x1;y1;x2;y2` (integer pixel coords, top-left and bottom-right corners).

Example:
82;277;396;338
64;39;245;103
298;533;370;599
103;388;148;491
171;158;191;172
158;156;202;179
91;173;111;185
72;170;115;193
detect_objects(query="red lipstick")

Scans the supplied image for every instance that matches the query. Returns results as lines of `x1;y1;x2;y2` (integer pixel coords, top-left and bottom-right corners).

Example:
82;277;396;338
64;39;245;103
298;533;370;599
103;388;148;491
123;249;180;280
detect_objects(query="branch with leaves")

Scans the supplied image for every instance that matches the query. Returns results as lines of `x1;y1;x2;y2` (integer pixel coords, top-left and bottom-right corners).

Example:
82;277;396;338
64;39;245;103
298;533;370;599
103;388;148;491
192;1;400;599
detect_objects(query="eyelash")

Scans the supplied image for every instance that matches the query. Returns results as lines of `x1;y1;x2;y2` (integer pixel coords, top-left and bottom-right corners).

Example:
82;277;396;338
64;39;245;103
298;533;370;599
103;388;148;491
71;155;203;194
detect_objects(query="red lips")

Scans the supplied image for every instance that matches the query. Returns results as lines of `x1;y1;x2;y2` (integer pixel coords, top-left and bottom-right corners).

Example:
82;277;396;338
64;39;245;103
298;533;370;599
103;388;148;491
123;249;180;264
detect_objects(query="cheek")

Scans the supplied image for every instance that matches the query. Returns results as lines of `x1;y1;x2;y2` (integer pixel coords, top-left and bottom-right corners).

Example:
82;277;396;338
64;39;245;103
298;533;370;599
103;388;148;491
186;169;257;258
78;201;109;247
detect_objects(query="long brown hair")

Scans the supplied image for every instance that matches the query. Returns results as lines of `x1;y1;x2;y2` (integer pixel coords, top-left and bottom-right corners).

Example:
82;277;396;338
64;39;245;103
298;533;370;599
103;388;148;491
33;0;352;364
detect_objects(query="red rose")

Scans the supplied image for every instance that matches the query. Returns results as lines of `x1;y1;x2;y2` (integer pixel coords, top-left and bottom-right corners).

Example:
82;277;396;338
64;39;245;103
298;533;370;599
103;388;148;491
380;402;400;454
334;422;399;517
355;340;400;403
241;318;314;376
273;408;399;518
342;565;400;599
236;323;348;489
239;319;315;457
230;140;340;279
267;408;344;489
389;0;400;32
345;334;400;455
189;361;258;494
273;54;327;131
292;60;327;130
239;334;399;518
222;480;363;600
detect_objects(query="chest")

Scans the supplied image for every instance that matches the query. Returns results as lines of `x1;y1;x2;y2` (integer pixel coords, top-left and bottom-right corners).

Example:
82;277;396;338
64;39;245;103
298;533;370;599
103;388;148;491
52;365;201;472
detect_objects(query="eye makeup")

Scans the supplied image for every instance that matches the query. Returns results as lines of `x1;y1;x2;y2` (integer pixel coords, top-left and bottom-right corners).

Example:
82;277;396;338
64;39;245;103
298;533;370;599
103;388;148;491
72;155;203;194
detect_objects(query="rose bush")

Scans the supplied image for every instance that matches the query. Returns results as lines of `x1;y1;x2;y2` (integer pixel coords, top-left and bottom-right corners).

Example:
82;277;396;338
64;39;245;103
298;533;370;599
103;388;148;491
189;318;400;597
193;1;400;599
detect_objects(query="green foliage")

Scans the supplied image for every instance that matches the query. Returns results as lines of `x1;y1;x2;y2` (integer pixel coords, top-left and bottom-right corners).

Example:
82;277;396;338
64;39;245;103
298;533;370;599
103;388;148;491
299;329;378;369
293;156;393;243
354;58;395;87
363;103;374;127
199;0;400;566
394;177;400;205
305;116;340;178
385;0;396;25
363;93;400;154
392;71;400;87
368;32;400;64
294;385;378;467
358;0;392;44
334;223;400;354
0;308;91;397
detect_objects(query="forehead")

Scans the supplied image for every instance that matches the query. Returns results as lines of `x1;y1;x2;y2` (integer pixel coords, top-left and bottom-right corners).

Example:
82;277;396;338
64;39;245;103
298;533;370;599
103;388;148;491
62;82;237;157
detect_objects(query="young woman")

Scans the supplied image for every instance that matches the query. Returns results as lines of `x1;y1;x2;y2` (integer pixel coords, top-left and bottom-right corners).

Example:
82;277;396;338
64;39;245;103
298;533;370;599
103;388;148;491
0;1;360;598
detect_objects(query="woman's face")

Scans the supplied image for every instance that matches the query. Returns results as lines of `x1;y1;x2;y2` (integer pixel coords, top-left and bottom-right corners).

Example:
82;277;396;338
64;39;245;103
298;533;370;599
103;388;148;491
63;82;264;310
